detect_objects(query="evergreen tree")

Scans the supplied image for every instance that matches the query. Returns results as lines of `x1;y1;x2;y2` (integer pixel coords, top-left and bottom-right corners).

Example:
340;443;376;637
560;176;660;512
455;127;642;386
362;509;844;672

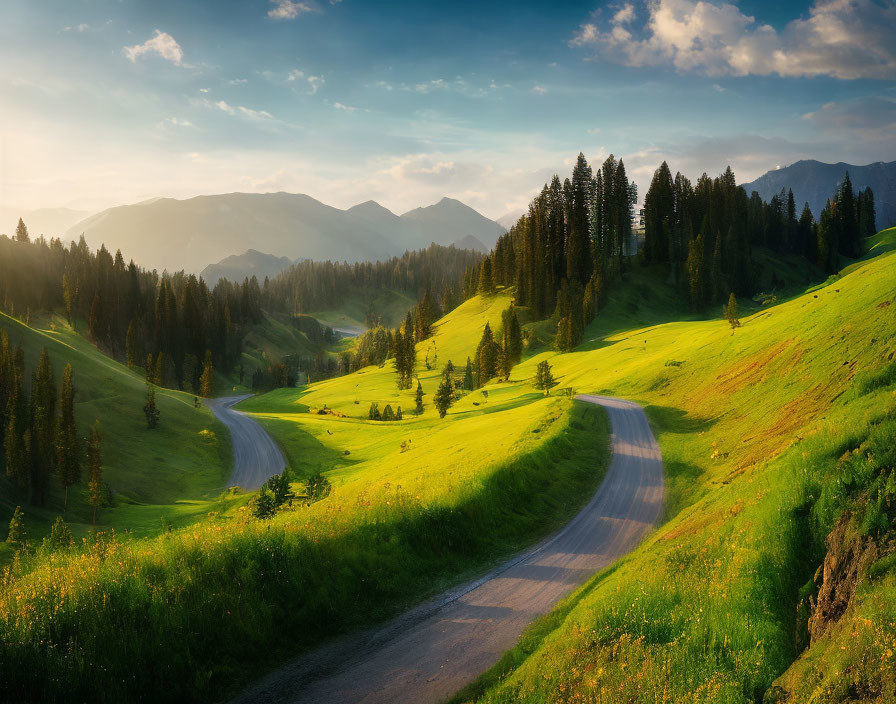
477;257;495;295
566;153;593;285
4;383;28;492
415;380;424;414
382;404;395;422
144;382;160;429
858;187;876;237
14;218;29;243
710;233;724;305
463;357;474;391
368;401;381;421
686;233;706;310
476;322;498;386
837;172;860;258
29;348;56;506
6;506;27;550
534;360;556;396
125;320;140;368
252;487;276;520
817;201;834;272
199;350;214;397
725;293;741;330
433;375;454;418
395;406;403;421
56;363;80;512
86;421;103;526
502;305;523;369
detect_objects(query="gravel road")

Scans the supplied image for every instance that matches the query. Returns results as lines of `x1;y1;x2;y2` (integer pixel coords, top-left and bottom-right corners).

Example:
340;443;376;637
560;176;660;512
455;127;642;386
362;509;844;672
206;395;286;490
233;394;664;704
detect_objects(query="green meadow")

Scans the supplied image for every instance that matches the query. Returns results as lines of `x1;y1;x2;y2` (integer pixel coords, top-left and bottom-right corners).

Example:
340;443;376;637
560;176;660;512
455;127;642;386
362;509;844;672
1;230;895;703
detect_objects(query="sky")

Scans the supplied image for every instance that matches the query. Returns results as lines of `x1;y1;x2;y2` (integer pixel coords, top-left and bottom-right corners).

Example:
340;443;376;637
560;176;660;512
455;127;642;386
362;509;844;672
0;0;894;220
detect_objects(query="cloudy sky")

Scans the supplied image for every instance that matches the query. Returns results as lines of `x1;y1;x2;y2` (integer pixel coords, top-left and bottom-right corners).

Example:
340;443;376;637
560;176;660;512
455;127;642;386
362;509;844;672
1;0;894;219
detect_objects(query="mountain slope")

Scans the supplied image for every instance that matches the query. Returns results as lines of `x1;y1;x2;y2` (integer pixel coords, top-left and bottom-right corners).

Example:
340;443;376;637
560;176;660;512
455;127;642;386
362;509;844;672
742;159;896;228
200;249;293;286
66;193;505;274
400;197;506;249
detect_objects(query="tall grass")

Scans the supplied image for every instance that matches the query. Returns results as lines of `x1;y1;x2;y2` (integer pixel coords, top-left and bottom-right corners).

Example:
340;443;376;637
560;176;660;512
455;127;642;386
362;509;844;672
0;401;609;703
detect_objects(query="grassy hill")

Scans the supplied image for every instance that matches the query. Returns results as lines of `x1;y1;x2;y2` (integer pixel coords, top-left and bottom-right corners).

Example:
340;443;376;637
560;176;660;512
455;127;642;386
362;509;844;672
2;230;895;702
451;229;896;703
0;312;234;562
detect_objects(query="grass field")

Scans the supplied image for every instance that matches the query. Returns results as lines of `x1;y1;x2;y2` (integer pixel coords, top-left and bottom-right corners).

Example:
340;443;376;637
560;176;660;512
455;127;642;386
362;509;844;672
2;229;894;703
453;229;896;703
0;312;234;562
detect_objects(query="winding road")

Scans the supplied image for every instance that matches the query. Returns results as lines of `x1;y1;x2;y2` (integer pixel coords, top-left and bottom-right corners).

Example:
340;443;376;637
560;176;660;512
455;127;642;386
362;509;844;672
206;395;286;490
233;394;664;704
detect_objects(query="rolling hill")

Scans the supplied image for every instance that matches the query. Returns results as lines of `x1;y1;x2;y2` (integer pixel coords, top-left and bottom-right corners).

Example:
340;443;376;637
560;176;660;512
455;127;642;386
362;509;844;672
64;193;506;274
742;159;896;228
200;249;293;286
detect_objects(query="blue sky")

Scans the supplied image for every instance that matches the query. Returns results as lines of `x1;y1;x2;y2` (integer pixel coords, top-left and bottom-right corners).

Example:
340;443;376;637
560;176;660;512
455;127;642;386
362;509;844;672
1;0;894;219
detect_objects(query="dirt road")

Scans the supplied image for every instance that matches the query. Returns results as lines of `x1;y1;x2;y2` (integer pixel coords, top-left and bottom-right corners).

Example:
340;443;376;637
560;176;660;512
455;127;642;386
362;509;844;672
206;395;286;490
233;394;664;704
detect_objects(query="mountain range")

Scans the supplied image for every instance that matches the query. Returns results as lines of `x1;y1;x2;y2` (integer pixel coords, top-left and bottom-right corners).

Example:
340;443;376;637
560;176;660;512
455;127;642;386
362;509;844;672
2;207;92;240
63;193;505;274
742;160;895;229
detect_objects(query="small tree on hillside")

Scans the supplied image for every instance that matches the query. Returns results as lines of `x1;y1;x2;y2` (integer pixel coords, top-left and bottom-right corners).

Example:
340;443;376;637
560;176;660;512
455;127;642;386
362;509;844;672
382;404;395;421
200;350;214;397
86;421;103;526
144;382;160;429
46;515;74;550
534;360;556;396
368;401;381;421
433;376;454;418
463;357;474;391
415;380;424;415
252;487;276;520
6;506;27;550
725;293;741;330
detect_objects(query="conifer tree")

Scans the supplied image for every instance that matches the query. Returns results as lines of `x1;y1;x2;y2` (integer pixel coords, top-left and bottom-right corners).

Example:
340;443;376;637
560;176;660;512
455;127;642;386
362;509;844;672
477;257;495;295
686;233;706;310
415;380;424;415
144;382;160;429
433;375;454;418
30;348;56;506
463;357;474;391
534;360;556;396
395;406;403;421
502;305;523;369
14;218;29;243
368;402;381;421
382;404;395;422
725;293;740;330
125;320;140;368
4;384;28;492
6;506;26;550
56;363;80;512
476;322;498;386
199;350;214;397
86;421;103;526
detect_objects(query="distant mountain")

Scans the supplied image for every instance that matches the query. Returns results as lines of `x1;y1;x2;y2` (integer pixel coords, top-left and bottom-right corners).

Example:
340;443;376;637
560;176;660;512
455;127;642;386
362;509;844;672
496;210;525;230
3;207;92;239
65;193;505;273
742;160;896;229
400;197;506;249
452;234;488;252
200;249;293;287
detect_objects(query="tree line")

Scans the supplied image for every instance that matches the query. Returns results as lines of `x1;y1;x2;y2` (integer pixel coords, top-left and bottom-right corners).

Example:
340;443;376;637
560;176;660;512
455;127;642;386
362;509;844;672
0;335;87;511
0;221;263;390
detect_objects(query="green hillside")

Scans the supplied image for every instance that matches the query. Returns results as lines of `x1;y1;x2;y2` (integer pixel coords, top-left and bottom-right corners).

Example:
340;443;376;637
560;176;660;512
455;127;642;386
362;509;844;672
452;228;896;703
0;312;233;561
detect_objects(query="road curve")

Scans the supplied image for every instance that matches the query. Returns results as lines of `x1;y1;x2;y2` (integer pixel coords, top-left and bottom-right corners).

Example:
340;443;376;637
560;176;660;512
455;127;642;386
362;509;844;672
206;395;286;490
233;394;664;704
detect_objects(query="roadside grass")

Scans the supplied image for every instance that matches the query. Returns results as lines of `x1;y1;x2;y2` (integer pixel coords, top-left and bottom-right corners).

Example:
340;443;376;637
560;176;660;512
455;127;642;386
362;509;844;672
0;312;233;558
0;397;610;703
457;228;896;703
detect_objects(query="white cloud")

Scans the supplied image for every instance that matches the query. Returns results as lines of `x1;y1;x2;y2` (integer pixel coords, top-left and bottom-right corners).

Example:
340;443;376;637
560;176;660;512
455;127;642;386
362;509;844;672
333;102;359;112
124;30;184;66
228;78;248;85
193;98;276;122
532;85;548;95
268;0;314;20
570;0;896;80
160;117;194;128
288;69;324;94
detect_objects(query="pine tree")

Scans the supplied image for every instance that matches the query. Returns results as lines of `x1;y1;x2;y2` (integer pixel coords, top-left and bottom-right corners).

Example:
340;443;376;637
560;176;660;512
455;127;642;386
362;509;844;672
144;382;160;429
252;487;276;520
29;348;57;506
477;257;495;295
14;218;29;243
6;506;27;550
368;402;381;421
56;364;80;512
382;404;395;421
4;385;28;492
415;380;424;415
476;322;498;386
725;293;740;330
534;360;556;396
686;234;706;310
125;320;140;368
710;233;724;305
86;421;103;526
395;406;403;421
199;350;214;397
502;305;523;369
463;357;474;391
433;375;454;418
